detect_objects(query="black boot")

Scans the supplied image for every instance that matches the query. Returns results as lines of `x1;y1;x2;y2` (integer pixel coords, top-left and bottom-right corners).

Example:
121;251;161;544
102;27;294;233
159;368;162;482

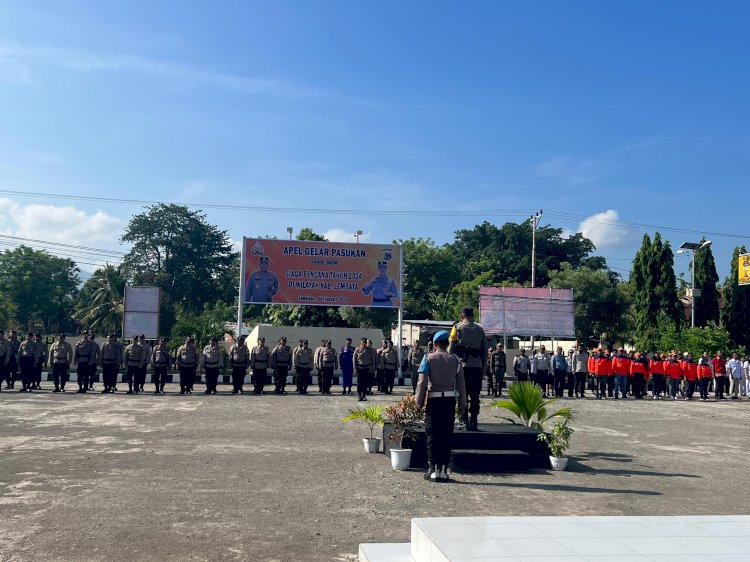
423;464;435;481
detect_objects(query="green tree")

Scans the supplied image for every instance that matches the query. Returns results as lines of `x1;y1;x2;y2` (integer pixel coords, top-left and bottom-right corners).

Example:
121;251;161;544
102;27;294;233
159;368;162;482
296;228;326;242
693;240;720;327
630;234;658;349
656;237;683;330
121;204;236;321
0;246;80;331
74;264;126;334
548;264;630;348
0;291;15;328
658;323;736;357
721;246;750;349
170;301;236;350
398;238;459;319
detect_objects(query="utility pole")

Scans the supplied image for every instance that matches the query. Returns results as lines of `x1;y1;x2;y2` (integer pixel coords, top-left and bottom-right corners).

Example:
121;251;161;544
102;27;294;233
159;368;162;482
530;210;543;288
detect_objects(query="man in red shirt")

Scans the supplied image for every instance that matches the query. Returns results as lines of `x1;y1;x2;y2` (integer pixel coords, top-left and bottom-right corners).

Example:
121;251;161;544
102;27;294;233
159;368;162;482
682;352;698;400
630;352;649;399
663;352;682;401
650;352;664;400
712;351;727;400
611;348;630;400
697;352;713;401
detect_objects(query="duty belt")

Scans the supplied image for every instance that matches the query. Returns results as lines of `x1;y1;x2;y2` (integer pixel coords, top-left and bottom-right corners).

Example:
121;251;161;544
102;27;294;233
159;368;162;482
181;362;195;367
102;360;117;364
323;361;335;366
297;362;310;367
205;362;219;366
428;390;457;398
78;355;90;359
384;362;396;368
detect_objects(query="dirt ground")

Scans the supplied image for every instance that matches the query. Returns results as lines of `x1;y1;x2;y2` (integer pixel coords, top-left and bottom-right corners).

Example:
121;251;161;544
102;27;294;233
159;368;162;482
1;384;749;562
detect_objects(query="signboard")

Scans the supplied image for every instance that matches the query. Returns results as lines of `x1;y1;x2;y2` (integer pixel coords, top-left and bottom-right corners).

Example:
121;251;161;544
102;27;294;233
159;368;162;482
123;286;160;339
241;238;401;308
479;286;575;338
739;253;750;286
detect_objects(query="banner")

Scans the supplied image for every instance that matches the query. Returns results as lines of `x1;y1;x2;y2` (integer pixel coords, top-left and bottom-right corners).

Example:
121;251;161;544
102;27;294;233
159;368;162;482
241;238;401;308
479;286;575;337
739;253;750;286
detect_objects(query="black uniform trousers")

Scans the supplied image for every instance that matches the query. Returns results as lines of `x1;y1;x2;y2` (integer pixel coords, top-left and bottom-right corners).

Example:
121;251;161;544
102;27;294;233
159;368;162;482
320;366;334;394
553;368;567;398
205;366;220;393
20;356;35;389
699;378;710;400
599;375;615;397
52;363;69;389
77;363;90;390
6;356;17;386
274;366;289;393
715;375;726;398
574;372;587;397
253;368;267;393
515;369;529;382
463;367;483;426
88;365;97;387
0;355;7;388
685;379;696;399
35;362;44;386
376;368;385;392
356;367;371;398
153;365;168;391
533;369;549;391
102;363;118;390
633;373;645;398
231;365;246;392
127;365;141;392
179;365;196;392
296;366;311;393
652;373;664;396
425;396;457;467
383;367;396;393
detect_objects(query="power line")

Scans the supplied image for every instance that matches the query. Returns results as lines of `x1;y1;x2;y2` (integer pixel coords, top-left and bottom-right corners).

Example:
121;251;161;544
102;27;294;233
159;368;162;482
0;234;125;257
0;241;117;267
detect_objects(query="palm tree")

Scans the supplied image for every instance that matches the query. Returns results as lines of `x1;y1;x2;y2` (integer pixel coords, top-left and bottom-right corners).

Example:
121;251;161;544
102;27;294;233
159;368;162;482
74;264;125;333
492;381;573;431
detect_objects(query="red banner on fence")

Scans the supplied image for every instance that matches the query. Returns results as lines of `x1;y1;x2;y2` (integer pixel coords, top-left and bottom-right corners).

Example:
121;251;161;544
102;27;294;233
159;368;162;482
241;238;401;308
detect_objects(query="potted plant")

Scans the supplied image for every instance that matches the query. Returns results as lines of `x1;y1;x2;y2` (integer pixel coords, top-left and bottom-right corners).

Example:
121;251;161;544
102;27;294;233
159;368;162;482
538;420;575;470
491;381;573;430
342;404;384;453
383;395;424;470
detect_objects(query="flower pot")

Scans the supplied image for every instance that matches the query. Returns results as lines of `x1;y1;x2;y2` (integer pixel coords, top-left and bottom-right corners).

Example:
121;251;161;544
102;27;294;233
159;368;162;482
390;448;412;470
363;437;381;453
549;456;568;471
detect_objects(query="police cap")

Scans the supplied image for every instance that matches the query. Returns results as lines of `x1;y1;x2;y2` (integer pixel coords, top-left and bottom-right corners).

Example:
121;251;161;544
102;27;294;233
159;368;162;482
377;261;387;267
259;256;270;264
433;330;450;343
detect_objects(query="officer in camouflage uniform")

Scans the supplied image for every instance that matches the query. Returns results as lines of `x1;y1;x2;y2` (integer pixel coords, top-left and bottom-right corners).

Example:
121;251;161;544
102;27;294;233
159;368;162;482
448;307;488;432
293;339;313;394
270;337;291;394
250;337;269;394
380;340;399;395
18;332;37;393
177;337;198;394
100;333;123;393
415;330;467;482
151;338;171;394
33;333;47;390
49;333;73;392
229;336;249;394
74;331;95;393
201;336;224;395
0;330;11;391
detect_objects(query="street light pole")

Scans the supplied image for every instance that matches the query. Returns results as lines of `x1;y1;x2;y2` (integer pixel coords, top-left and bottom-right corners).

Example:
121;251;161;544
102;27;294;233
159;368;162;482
529;210;543;352
678;240;712;329
286;227;293;240
355;230;363;243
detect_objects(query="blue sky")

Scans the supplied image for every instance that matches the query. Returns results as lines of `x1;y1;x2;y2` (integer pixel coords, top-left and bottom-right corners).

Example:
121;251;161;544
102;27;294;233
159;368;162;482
0;1;748;282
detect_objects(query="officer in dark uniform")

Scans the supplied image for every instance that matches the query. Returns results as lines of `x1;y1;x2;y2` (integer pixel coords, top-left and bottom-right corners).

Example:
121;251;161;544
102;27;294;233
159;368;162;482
447;307;488;431
490;343;507;397
88;332;100;391
415;330;467;482
0;330;10;391
250;337;269;394
270;337;291;394
354;337;374;401
18;332;37;392
316;340;338;395
7;330;19;388
380;340;399;394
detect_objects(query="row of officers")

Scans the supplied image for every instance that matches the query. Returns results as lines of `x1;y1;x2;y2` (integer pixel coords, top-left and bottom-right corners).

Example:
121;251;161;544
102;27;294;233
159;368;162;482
0;330;411;398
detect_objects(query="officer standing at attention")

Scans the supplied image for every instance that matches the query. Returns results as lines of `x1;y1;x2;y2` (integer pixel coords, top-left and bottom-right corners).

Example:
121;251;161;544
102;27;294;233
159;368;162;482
0;330;11;391
138;335;151;392
7;330;20;388
448;307;488;432
339;337;355;395
124;335;145;394
88;333;100;391
151;338;171;394
33;333;47;390
245;256;279;303
313;339;326;393
250;337;269;394
415;330;467;483
177;337;198;394
229;336;249;394
18;332;37;393
49;333;73;392
354;337;374;401
375;340;387;392
491;343;507;397
408;341;425;394
202;336;223;395
380;340;399;395
270;337;291;394
99;333;122;393
74;331;94;393
316;339;338;395
366;339;378;393
293;339;313;394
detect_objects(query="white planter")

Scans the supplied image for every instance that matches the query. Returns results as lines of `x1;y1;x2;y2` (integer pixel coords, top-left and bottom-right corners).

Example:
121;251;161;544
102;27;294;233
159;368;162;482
390;448;412;470
363;437;381;453
549;456;568;471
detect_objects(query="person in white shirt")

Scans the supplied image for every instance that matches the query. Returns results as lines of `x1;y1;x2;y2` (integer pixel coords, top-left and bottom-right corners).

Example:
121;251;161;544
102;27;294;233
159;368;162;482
743;355;750;398
727;352;743;399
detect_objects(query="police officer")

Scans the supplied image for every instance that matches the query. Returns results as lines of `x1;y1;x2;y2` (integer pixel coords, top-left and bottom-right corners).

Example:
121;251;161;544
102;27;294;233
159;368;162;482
354;337;374;401
33;333;47;390
202;336;224;395
270;337;291;394
49;333;73;392
7;330;19;388
415;330;467;483
74;331;95;393
316;339;338;395
448;307;488;432
0;330;11;391
491;343;507;398
366;339;378;393
100;333;123;393
124;335;145;394
339;337;354;395
293;339;313;394
375;340;387;392
408;341;425;394
313;339;326;393
177;337;198;394
245;256;279;303
250;337;269;394
380;340;398;395
18;332;37;392
151;338;171;394
138;335;151;392
88;332;100;391
229;336;249;394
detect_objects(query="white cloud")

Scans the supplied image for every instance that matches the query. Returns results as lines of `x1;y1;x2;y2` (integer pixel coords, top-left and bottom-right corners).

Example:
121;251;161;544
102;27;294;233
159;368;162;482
323;228;371;243
577;210;630;250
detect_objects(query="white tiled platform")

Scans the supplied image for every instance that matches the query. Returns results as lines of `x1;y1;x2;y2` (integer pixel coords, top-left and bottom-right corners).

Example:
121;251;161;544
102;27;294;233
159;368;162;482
359;515;750;562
